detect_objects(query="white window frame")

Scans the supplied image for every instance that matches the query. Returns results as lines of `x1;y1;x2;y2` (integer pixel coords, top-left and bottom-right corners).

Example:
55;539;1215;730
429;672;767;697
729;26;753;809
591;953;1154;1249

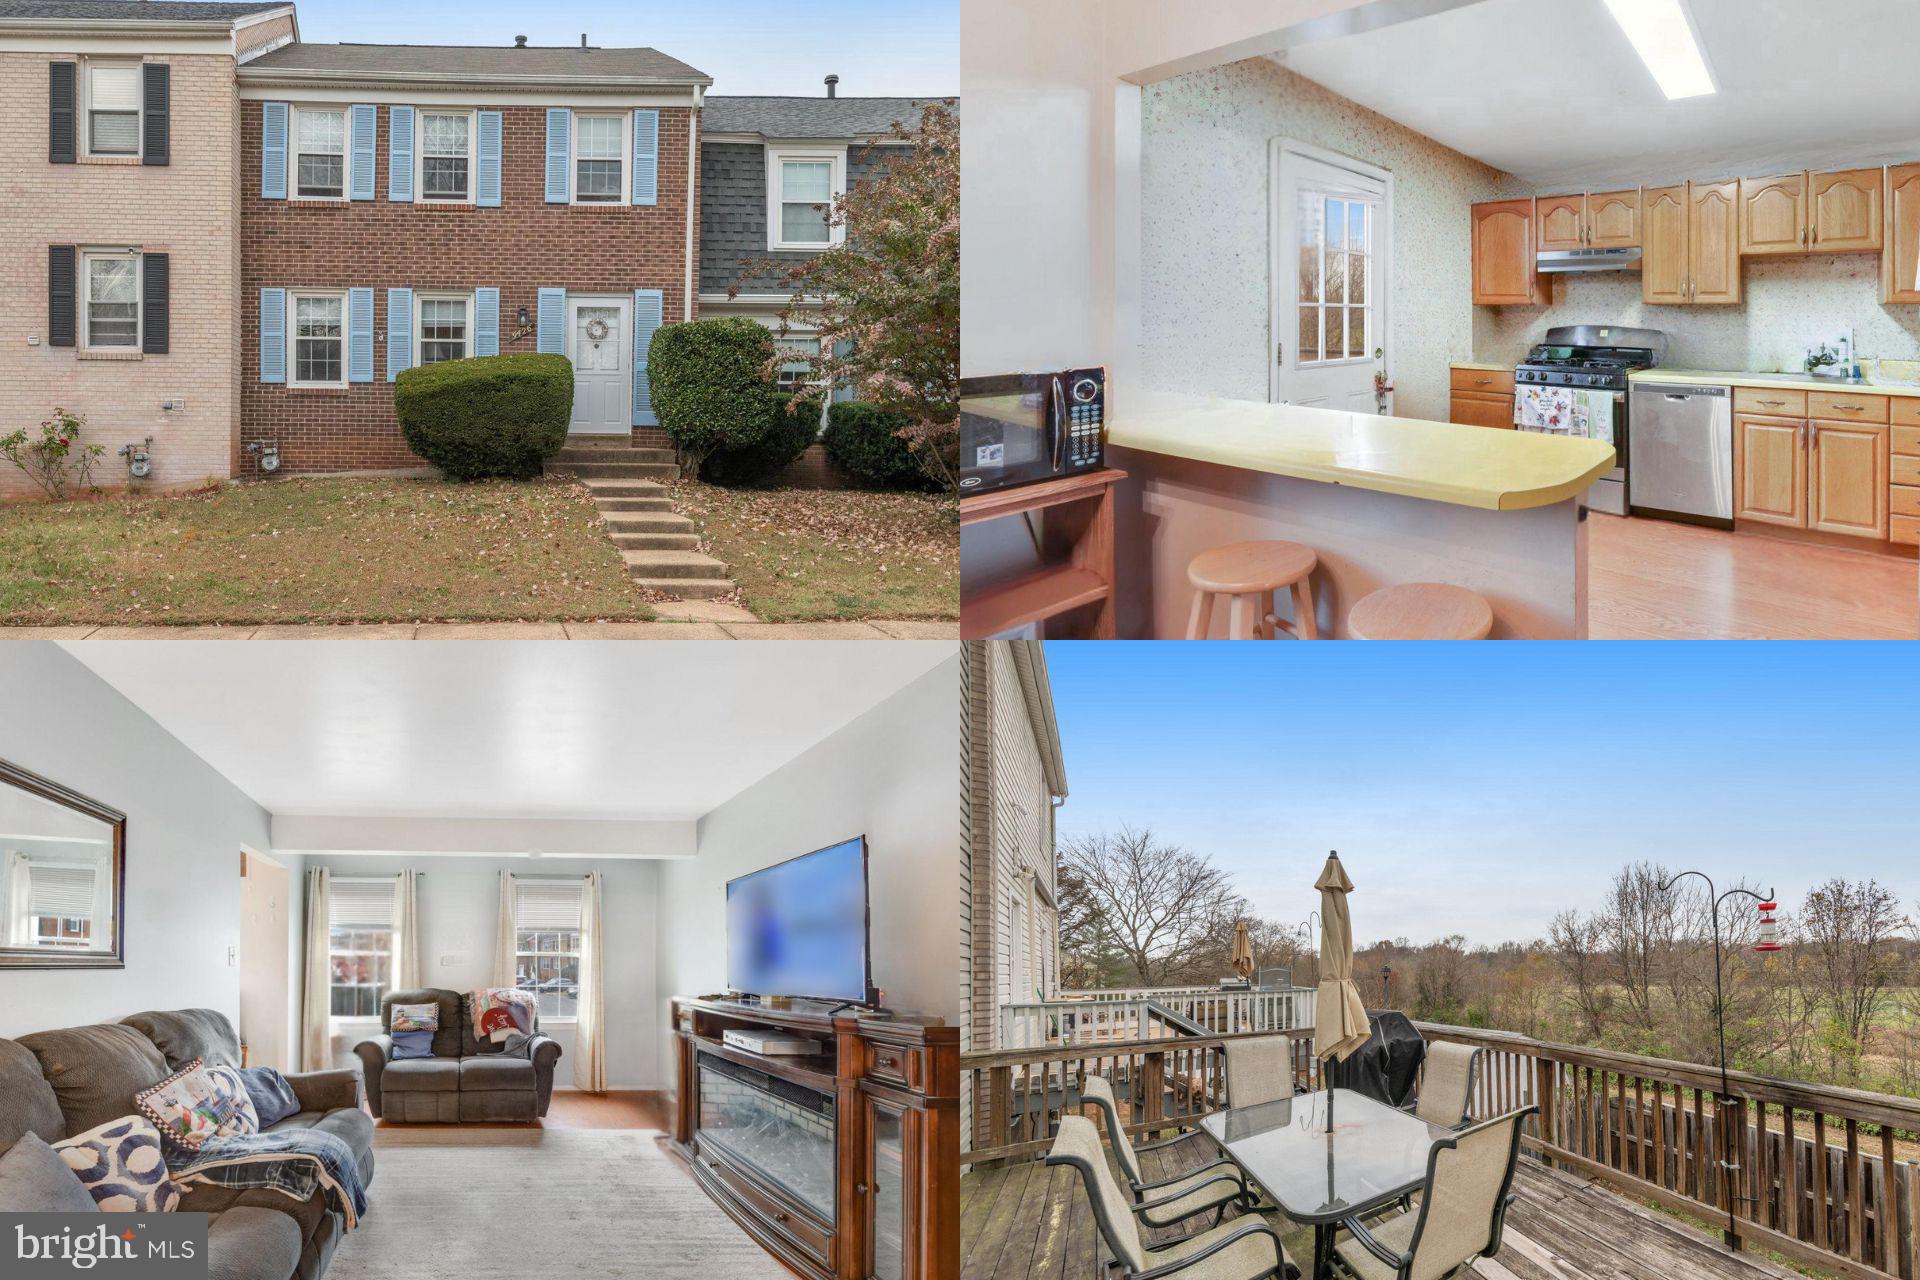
570;110;629;207
326;876;396;1023
414;108;476;205
80;249;141;352
287;289;349;388
511;877;584;1024
81;57;143;160
773;334;823;390
766;147;847;252
413;292;474;367
290;103;349;202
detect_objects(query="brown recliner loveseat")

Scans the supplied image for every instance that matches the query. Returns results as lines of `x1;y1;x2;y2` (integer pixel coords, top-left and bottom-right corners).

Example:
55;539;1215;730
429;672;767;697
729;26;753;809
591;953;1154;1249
353;987;560;1122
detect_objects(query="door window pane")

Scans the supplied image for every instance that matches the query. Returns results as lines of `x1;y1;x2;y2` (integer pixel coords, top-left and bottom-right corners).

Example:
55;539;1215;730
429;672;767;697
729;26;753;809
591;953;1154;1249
86;256;138;348
1296;192;1375;367
1297;307;1320;365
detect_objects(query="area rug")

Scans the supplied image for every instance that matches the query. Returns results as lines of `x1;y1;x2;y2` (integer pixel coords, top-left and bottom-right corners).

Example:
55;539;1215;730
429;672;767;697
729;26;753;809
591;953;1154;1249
323;1127;789;1279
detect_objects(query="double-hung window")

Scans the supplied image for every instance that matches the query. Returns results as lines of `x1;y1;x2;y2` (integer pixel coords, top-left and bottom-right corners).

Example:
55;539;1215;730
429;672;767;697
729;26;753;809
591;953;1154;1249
419;111;473;202
25;863;98;950
327;877;396;1019
290;291;346;387
511;878;583;1020
768;150;845;251
82;252;140;350
85;62;141;157
774;336;821;390
573;113;625;204
417;295;471;365
293;106;347;199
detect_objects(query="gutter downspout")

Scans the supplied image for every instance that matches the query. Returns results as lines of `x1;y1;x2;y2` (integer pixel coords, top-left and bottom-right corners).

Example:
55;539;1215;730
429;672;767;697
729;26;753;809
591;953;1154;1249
684;88;701;321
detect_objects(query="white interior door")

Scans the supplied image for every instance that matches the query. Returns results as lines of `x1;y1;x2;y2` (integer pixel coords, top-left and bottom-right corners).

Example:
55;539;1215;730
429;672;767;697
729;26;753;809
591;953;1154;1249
1271;142;1391;412
569;296;630;435
238;849;290;1070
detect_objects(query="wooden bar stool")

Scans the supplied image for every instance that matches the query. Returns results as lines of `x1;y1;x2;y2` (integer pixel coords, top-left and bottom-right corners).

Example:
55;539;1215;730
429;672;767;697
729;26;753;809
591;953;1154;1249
1184;540;1319;640
1348;583;1493;640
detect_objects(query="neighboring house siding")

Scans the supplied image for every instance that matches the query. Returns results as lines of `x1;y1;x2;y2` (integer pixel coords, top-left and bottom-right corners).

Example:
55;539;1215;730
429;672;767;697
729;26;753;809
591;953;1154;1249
240;101;696;474
699;140;906;296
235;14;294;56
0;51;241;498
959;640;976;1149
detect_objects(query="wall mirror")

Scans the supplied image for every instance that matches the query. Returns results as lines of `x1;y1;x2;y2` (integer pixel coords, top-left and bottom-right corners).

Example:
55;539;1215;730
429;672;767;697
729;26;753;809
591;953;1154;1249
0;758;125;969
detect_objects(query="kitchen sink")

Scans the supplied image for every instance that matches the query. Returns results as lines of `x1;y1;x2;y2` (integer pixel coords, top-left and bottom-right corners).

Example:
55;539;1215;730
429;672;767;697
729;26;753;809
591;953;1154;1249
1737;371;1871;385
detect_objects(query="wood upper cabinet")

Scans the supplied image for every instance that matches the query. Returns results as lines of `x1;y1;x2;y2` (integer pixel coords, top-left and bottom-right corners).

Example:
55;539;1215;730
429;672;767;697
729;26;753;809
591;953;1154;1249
1536;195;1586;251
1810;168;1883;251
1641;184;1690;304
1808;421;1889;538
1734;414;1807;527
1588;189;1640;248
1471;199;1550;305
1887;164;1920;304
1689;180;1741;304
1739;173;1807;255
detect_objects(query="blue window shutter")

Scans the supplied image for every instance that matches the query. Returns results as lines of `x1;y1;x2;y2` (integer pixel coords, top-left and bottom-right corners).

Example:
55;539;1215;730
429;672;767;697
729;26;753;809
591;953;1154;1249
386;288;413;382
350;104;376;200
544;109;571;204
537;288;566;355
388;106;414;202
261;102;287;200
631;109;659;205
477;111;503;208
347;288;374;382
475;288;500;357
259;288;285;383
632;289;664;427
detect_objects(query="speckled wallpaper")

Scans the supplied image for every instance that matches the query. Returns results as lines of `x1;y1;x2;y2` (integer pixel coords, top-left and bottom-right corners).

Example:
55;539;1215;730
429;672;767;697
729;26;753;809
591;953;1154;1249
1140;57;1517;423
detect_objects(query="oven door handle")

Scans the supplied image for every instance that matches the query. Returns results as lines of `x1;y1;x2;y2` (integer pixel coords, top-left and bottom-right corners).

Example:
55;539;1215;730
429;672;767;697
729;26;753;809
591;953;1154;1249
1050;374;1068;473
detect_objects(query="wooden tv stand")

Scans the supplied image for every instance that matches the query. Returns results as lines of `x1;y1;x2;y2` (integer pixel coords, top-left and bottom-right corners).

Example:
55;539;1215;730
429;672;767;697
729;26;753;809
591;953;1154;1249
670;996;957;1280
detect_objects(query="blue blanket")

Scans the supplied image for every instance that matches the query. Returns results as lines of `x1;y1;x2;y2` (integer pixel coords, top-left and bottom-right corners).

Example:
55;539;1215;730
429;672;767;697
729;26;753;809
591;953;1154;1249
166;1128;368;1230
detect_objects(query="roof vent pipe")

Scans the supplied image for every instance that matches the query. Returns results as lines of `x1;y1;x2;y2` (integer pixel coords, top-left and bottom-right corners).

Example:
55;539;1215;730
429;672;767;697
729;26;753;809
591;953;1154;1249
825;74;839;98
580;34;588;50
513;35;527;47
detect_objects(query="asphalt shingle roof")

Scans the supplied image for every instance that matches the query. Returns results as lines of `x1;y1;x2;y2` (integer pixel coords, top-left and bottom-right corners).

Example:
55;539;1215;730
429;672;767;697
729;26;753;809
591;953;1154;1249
702;96;951;140
243;41;709;85
0;1;286;20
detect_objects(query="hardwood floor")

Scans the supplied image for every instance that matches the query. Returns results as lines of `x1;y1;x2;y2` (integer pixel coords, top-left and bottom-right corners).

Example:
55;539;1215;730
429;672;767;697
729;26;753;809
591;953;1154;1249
1589;513;1919;639
372;1089;670;1133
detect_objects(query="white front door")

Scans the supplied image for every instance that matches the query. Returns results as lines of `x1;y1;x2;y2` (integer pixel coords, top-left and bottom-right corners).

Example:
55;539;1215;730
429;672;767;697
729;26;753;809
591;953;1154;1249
569;296;630;435
1270;142;1391;413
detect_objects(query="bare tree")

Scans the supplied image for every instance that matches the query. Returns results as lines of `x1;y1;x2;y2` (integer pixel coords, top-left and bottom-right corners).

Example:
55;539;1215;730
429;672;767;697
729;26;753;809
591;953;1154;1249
1548;909;1614;1040
1057;827;1242;987
1799;878;1909;1079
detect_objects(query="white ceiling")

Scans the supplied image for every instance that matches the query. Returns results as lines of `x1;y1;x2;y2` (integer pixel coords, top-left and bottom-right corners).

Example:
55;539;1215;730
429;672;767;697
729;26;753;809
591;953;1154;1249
62;642;953;821
1278;0;1920;191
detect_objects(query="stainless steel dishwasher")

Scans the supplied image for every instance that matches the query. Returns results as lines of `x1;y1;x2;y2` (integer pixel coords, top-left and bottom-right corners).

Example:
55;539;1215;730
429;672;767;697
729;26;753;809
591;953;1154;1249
1628;383;1733;525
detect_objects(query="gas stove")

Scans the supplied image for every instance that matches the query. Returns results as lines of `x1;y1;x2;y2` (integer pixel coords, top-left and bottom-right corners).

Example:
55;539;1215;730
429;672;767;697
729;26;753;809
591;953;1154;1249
1516;324;1668;389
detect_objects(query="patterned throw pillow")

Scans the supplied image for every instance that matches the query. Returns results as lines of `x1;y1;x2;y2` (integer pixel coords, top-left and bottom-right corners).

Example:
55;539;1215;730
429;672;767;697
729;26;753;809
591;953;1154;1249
389;1003;440;1033
205;1062;259;1137
53;1116;181;1213
132;1059;232;1152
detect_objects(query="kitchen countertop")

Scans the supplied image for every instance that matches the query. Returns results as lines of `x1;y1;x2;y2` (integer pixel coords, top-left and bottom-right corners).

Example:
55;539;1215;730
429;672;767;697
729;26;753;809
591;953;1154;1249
1106;390;1615;512
1451;361;1512;373
1630;368;1920;397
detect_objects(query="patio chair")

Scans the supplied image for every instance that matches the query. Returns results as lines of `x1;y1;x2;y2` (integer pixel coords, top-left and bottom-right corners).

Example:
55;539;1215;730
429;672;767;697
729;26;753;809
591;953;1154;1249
1411;1042;1481;1128
1046;1115;1299;1280
1224;1036;1295;1109
1330;1107;1533;1280
1078;1074;1255;1214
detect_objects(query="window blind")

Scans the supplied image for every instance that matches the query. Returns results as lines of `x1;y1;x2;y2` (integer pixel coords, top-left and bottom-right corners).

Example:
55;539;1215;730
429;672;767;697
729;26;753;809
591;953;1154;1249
329;877;397;929
513;878;584;930
88;65;140;154
27;864;96;919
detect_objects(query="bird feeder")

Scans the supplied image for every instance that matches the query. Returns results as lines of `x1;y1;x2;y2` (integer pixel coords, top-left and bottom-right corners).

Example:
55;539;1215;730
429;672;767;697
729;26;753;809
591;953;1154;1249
1753;900;1783;952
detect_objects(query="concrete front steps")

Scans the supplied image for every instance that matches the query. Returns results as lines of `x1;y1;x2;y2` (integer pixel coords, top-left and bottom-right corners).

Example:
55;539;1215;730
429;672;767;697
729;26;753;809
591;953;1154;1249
547;440;737;601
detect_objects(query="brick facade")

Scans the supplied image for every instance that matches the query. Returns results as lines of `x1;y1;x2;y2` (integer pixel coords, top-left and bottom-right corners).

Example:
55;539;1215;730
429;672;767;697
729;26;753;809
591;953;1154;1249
0;51;241;499
238;101;698;475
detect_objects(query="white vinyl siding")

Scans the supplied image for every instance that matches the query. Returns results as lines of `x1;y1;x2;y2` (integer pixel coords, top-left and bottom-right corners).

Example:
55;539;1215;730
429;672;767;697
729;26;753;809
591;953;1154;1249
293;106;347;199
85;61;141;157
418;110;473;203
768;149;846;251
416;295;471;366
82;252;140;350
572;113;625;205
290;291;347;387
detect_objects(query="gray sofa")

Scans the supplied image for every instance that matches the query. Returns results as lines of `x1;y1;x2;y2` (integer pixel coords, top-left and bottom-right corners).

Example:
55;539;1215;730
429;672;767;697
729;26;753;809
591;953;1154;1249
354;987;560;1122
0;1008;371;1280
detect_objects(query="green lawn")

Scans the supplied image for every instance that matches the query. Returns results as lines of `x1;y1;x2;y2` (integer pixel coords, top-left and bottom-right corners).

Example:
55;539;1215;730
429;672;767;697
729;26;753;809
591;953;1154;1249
670;481;958;622
0;477;655;626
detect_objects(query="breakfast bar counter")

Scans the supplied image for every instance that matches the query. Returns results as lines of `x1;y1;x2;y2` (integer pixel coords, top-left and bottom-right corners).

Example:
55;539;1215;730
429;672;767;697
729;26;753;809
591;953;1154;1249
1103;391;1617;639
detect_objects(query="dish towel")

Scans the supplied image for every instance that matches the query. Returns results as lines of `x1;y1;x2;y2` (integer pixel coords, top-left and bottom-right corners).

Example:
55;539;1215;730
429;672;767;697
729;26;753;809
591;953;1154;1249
1572;389;1615;445
1514;384;1574;433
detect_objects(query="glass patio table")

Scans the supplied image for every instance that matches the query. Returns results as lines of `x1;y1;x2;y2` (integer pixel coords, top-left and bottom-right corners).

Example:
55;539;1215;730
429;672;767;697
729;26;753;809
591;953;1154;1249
1200;1089;1448;1280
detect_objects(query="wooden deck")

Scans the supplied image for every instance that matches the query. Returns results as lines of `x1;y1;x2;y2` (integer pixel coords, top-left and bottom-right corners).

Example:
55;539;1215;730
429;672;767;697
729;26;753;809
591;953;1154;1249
963;1138;1810;1280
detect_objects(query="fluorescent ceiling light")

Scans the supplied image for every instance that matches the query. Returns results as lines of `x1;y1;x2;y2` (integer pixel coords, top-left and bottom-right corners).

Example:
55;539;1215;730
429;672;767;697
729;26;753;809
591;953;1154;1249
1602;0;1717;100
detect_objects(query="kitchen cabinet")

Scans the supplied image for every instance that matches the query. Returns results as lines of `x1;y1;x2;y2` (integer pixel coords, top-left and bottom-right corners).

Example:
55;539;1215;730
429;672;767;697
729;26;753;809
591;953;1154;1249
1734;414;1806;527
1449;367;1514;429
1811;168;1883;251
1688;180;1742;304
1471;199;1550;305
1738;173;1806;255
1588;189;1641;248
1734;392;1891;539
1809;421;1888;538
1641;185;1691;304
1536;195;1586;251
1897;400;1920;546
1885;164;1920;305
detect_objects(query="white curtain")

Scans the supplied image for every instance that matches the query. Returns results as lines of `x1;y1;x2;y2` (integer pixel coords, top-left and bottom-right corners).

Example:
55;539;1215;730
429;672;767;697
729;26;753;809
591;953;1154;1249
394;870;421;990
575;871;606;1093
300;867;331;1072
492;870;516;988
2;850;30;947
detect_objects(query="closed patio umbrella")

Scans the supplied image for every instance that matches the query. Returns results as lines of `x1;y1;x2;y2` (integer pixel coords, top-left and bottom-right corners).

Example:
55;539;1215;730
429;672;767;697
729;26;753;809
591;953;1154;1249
1313;851;1370;1064
1229;918;1255;982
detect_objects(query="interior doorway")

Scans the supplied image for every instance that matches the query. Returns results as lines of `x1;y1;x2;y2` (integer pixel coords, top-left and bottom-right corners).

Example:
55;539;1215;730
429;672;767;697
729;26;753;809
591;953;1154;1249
1269;139;1393;411
239;847;291;1070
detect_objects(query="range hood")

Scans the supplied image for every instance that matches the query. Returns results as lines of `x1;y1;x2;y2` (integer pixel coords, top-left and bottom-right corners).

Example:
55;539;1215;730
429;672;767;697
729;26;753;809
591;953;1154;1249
1537;247;1642;273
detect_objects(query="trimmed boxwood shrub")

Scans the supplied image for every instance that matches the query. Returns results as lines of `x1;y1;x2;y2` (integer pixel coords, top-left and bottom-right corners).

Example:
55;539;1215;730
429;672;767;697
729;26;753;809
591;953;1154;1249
394;353;573;481
649;318;779;473
701;393;822;487
822;400;937;491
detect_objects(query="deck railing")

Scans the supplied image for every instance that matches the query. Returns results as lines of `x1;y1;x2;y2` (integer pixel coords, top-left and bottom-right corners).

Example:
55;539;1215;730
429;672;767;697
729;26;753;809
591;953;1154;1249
1015;986;1316;1042
962;1017;1920;1280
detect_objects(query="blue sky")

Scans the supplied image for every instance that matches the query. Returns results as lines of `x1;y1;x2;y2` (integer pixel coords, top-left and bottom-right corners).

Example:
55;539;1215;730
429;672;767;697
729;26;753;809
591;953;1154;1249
1044;643;1920;947
289;1;958;97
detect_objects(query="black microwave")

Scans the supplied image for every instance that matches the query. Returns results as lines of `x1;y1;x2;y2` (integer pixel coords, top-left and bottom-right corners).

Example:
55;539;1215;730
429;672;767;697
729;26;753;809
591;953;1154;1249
958;369;1104;495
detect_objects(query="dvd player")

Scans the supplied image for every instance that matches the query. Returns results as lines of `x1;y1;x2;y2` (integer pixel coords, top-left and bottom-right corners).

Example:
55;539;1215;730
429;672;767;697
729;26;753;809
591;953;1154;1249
722;1028;818;1056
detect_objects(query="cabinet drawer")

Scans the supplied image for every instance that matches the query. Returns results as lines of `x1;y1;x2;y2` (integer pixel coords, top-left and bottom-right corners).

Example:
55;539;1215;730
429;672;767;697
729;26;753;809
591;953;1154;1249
1807;391;1889;423
1894;513;1920;546
1894;456;1920;487
1733;386;1806;417
1450;367;1514;394
699;1147;832;1267
867;1041;919;1089
1891;399;1920;429
1893;426;1920;456
1893;485;1920;519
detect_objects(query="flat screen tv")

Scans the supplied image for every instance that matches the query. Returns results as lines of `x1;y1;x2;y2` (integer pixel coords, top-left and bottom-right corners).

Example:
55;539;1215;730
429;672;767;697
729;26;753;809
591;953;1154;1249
726;836;872;1005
